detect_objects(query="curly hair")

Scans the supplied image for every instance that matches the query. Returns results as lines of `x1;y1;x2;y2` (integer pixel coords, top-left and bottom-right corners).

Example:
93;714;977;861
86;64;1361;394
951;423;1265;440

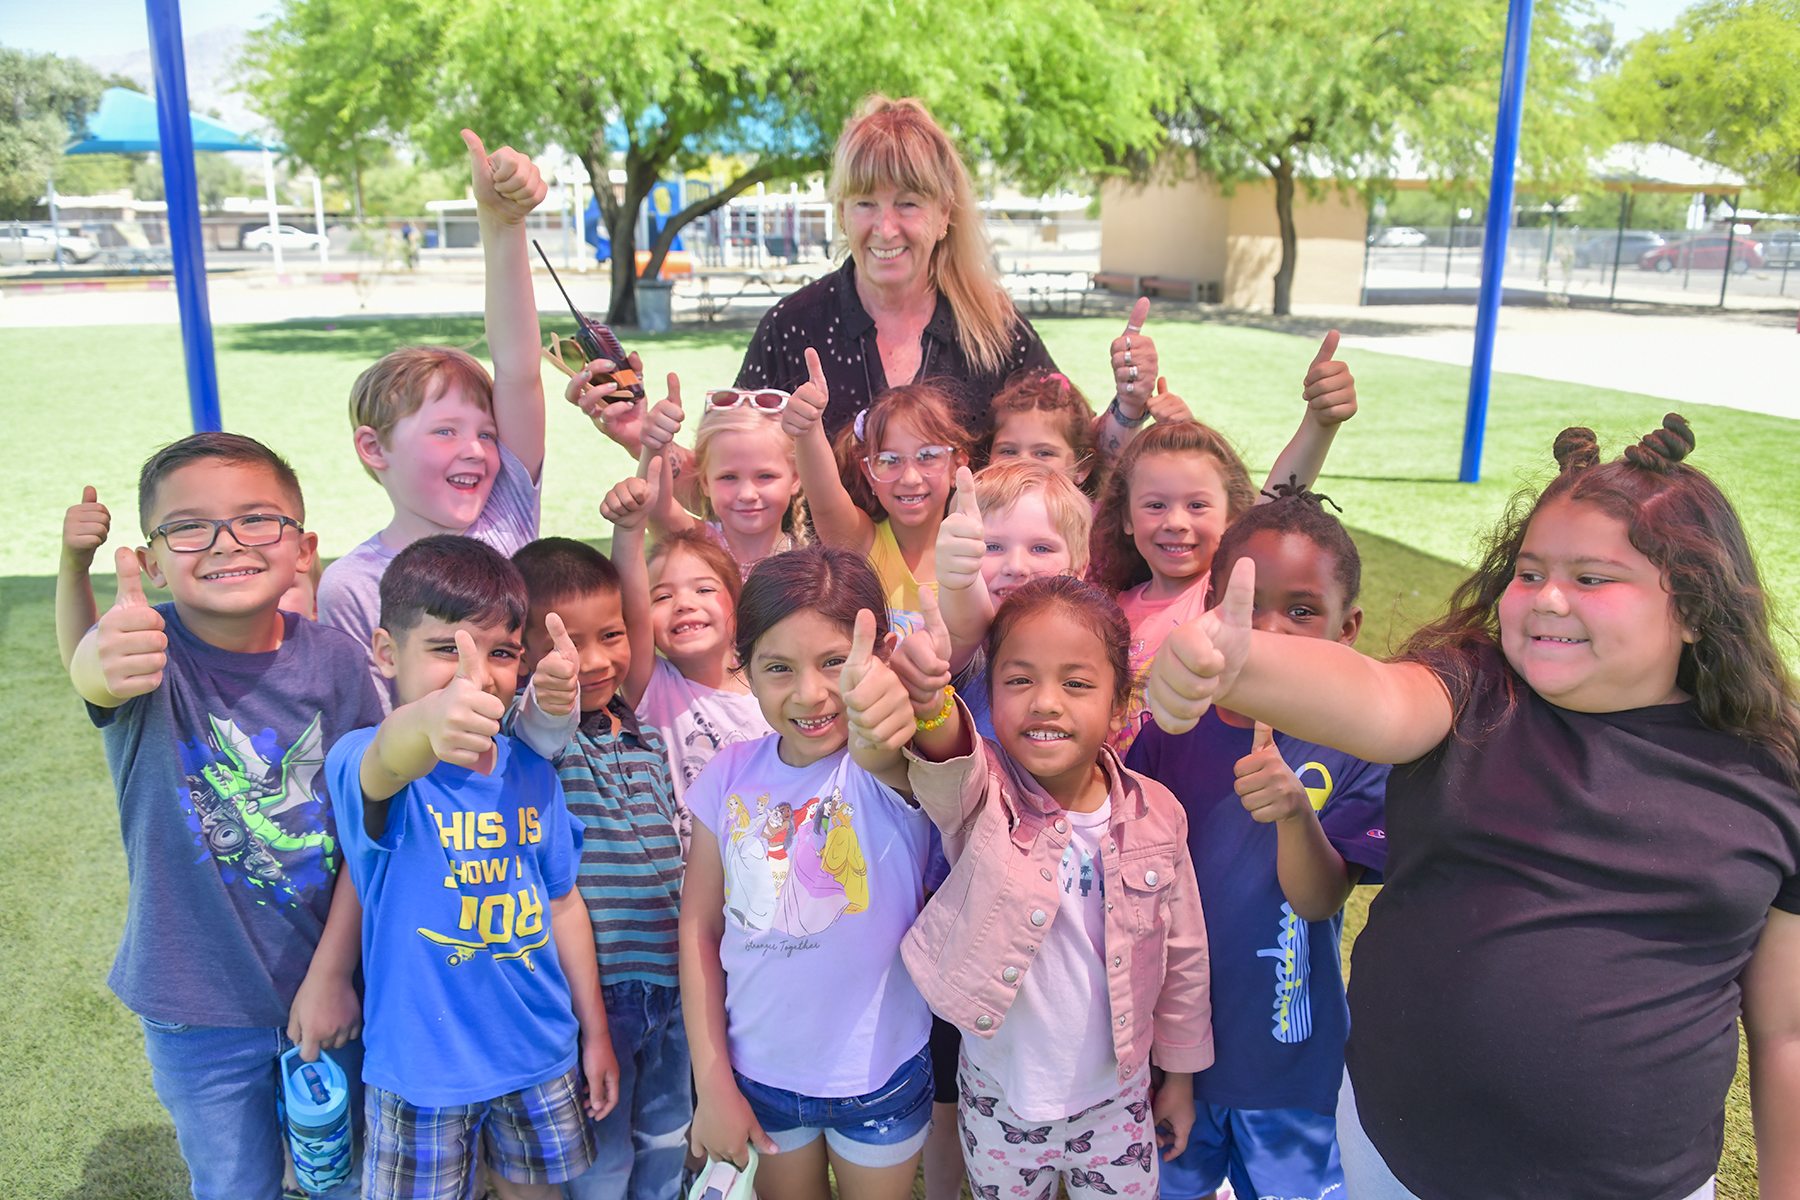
832;383;973;522
1087;420;1256;596
980;369;1100;495
985;575;1133;709
1403;414;1800;782
1208;478;1360;610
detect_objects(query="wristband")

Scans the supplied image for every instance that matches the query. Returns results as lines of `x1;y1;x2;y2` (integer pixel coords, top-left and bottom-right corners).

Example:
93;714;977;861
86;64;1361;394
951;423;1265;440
916;686;957;731
1108;394;1149;428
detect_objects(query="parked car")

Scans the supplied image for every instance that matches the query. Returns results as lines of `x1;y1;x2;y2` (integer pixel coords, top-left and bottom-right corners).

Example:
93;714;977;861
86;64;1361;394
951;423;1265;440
1638;235;1764;273
0;222;100;263
1762;230;1800;267
1369;226;1429;247
242;224;327;252
1571;230;1665;268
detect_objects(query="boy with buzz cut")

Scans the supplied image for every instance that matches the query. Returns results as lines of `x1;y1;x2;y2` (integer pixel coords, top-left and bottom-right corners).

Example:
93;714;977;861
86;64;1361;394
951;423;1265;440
324;534;619;1200
509;534;690;1200
68;432;383;1200
319;128;552;698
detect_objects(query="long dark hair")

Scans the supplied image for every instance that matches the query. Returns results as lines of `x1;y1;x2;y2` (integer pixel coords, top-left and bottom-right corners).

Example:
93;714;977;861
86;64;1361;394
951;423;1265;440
1403;414;1800;781
735;544;892;669
1088;420;1256;596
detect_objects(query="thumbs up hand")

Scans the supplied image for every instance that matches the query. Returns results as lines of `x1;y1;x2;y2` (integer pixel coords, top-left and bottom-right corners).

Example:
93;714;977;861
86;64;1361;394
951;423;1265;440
530;612;582;717
423;630;506;774
1302;330;1356;427
638;375;685;459
1145;376;1194;427
1147;556;1255;735
463;128;545;225
839;609;914;753
1110;297;1158;417
94;546;167;699
782;348;829;440
891;588;955;719
934;466;986;594
63;486;111;566
1234;722;1310;824
601;465;658;532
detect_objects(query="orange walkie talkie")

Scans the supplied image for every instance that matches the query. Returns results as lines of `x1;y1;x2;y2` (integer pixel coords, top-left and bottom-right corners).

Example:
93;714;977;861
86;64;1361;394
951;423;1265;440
533;239;644;400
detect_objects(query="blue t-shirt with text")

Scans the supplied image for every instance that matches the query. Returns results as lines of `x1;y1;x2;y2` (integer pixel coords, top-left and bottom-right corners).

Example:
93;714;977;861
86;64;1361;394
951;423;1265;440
89;605;384;1027
327;728;582;1107
1127;708;1388;1115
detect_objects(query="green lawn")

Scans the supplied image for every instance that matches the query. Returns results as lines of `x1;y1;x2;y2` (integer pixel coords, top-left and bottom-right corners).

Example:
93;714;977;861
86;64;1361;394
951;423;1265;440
1;313;1781;1197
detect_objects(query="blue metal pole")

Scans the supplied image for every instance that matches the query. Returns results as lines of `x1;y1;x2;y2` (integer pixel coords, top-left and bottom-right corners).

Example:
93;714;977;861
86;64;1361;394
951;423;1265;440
1459;0;1535;483
145;0;222;432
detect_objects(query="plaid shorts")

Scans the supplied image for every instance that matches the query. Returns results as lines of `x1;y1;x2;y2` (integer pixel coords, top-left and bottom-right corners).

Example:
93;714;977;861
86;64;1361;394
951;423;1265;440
363;1063;597;1200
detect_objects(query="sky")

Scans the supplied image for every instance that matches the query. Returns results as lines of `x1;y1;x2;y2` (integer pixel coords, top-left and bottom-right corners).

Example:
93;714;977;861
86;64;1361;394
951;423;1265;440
2;0;1704;61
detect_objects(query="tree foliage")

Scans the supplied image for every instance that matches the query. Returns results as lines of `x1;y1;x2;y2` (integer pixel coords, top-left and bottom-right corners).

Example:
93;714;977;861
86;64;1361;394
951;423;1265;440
0;47;111;219
240;0;1165;322
1603;0;1800;208
1148;0;1612;313
236;0;441;218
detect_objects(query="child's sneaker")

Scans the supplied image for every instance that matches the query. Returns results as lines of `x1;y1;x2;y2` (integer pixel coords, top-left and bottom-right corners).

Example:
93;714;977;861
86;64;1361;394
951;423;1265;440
278;1046;354;1196
686;1149;758;1200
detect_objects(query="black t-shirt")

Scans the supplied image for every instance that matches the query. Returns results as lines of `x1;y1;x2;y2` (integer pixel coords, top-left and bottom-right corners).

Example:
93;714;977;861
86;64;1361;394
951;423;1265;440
735;259;1055;440
1347;640;1800;1200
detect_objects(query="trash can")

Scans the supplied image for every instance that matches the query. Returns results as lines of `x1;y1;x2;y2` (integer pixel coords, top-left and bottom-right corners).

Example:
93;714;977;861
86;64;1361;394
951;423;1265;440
636;279;674;333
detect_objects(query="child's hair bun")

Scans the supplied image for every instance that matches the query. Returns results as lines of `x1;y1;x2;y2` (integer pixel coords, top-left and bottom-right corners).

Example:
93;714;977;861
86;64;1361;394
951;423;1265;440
1623;413;1695;472
1552;427;1600;473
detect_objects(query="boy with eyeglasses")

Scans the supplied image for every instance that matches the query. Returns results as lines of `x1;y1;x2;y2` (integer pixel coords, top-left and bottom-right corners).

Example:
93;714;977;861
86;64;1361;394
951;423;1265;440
66;432;386;1198
317;130;553;700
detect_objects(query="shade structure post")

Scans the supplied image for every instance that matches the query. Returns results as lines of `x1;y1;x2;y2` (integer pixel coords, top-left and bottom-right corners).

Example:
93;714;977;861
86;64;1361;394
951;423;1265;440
145;0;222;432
1459;0;1534;484
263;147;283;271
310;175;327;266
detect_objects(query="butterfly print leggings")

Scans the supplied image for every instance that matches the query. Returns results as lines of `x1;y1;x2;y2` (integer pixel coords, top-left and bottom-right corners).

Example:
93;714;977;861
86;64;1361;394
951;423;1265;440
956;1050;1158;1198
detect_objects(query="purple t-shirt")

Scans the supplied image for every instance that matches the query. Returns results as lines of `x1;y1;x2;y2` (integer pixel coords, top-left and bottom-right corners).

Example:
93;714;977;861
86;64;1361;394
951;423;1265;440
89;605;385;1027
318;441;540;703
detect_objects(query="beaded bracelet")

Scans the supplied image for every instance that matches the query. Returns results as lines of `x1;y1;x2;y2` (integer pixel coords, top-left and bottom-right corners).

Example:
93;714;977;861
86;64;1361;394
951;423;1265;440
1107;393;1149;428
916;686;957;731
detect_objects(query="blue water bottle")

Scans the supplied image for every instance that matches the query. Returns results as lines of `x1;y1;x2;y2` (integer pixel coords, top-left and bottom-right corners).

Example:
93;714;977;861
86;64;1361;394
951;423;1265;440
278;1046;353;1195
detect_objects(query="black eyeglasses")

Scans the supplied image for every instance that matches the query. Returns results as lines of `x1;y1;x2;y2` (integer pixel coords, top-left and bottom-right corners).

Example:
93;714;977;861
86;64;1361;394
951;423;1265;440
149;513;303;553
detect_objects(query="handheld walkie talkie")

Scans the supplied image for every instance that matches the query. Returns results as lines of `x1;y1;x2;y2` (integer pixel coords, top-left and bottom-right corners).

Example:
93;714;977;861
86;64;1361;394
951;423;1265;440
533;239;644;400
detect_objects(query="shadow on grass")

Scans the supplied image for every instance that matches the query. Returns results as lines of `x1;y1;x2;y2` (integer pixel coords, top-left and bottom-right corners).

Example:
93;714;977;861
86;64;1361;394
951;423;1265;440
57;1123;189;1200
219;316;759;359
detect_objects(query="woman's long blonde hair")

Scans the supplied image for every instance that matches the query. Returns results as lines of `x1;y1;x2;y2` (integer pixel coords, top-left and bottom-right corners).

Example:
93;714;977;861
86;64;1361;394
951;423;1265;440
829;95;1019;376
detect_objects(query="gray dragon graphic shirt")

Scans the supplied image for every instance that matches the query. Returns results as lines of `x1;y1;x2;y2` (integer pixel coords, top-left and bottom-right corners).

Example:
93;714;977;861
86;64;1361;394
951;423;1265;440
89;605;385;1027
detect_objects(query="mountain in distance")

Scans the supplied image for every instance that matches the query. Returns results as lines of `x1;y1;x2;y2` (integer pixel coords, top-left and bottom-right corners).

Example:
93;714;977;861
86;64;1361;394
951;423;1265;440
83;25;264;139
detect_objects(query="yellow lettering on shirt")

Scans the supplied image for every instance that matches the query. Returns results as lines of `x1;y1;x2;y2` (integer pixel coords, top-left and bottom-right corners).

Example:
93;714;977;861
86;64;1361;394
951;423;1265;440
458;896;478;931
515;885;544;937
475;811;506;849
428;805;461;850
479;893;516;943
479;856;510;884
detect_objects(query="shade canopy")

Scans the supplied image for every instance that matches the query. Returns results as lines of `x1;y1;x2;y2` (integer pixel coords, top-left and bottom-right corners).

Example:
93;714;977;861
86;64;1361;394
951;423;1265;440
64;86;277;155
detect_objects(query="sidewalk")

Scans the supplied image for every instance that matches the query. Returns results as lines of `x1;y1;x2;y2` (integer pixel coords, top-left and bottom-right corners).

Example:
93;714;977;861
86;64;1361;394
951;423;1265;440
4;264;1795;419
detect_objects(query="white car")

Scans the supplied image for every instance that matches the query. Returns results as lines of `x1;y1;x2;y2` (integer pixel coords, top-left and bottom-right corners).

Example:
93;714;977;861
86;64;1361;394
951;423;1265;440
0;223;100;263
1370;226;1430;248
243;224;326;252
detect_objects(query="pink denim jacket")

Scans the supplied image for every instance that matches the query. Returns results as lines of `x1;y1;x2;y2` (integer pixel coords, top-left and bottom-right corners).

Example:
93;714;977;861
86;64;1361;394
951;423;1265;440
900;715;1213;1085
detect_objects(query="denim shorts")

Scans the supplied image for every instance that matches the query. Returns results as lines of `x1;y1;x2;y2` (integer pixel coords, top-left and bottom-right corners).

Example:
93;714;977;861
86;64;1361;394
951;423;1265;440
733;1045;934;1169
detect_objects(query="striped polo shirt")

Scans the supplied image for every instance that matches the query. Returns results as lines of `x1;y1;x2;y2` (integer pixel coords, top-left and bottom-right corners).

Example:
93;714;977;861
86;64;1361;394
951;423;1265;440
556;698;683;988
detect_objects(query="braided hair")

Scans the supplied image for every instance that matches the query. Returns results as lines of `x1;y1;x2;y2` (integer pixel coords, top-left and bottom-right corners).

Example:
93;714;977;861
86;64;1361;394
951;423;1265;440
1207;477;1361;610
1403;413;1800;782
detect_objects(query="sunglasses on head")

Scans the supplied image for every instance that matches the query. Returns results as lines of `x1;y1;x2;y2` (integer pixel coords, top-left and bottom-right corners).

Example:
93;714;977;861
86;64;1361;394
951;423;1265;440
705;389;791;413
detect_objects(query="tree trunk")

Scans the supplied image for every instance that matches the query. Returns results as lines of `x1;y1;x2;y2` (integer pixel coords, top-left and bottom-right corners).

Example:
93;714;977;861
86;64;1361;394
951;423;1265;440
639;162;792;281
1271;155;1298;316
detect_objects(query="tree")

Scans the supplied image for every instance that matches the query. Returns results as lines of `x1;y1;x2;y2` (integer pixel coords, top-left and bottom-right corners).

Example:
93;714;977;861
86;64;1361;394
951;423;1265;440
1146;0;1611;314
242;0;1165;324
0;47;109;219
237;0;440;219
1603;0;1800;210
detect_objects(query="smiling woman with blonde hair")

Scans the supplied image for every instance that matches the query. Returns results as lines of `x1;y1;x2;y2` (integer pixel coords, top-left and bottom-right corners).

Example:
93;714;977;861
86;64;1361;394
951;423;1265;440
734;94;1059;440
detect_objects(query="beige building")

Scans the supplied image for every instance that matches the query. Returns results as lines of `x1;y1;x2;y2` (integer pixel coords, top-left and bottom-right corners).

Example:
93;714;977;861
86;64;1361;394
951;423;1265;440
1099;172;1369;309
